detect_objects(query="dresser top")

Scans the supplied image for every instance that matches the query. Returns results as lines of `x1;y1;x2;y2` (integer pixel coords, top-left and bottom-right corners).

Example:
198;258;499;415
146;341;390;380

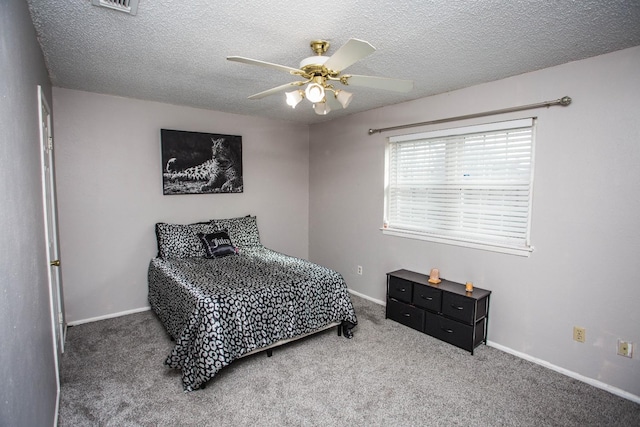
387;269;491;300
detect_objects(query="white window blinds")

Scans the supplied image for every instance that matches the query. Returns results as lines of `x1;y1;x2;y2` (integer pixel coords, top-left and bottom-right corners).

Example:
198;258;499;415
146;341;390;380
384;118;535;256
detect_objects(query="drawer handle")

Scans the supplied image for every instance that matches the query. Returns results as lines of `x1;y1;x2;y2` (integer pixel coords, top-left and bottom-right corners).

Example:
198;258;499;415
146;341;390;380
403;313;411;317
399;288;406;292
421;295;433;301
441;327;454;334
451;305;464;310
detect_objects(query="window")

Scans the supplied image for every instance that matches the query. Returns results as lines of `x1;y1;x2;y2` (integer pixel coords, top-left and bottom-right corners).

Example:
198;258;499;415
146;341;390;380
383;118;535;256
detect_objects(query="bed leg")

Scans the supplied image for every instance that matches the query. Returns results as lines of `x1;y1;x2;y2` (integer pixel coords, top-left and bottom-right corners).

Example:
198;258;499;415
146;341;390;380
266;349;273;357
341;321;355;339
337;325;342;337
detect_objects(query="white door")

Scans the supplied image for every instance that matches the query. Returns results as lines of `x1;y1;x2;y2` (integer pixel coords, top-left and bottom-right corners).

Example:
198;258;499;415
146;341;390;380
38;86;66;360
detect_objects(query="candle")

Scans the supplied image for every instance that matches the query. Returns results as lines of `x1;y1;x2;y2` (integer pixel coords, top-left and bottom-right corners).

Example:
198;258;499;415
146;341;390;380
465;282;473;292
428;268;441;284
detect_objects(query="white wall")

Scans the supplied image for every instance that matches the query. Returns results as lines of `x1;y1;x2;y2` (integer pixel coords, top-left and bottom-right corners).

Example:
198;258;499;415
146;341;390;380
53;89;309;323
309;46;640;399
0;1;58;426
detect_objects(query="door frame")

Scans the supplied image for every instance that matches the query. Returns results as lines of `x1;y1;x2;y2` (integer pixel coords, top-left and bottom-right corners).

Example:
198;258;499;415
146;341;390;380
38;85;66;368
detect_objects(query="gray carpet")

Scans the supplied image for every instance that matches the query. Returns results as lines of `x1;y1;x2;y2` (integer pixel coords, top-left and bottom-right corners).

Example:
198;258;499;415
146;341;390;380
59;296;640;426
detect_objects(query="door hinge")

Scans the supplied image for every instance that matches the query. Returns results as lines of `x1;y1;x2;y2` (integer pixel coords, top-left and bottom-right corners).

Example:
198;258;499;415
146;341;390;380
47;136;53;151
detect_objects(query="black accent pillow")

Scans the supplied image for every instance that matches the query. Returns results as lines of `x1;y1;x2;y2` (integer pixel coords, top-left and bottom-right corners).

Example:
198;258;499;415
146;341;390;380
197;231;237;258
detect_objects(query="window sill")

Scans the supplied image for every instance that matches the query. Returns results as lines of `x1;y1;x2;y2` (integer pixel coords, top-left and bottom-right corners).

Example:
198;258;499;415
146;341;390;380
380;227;533;257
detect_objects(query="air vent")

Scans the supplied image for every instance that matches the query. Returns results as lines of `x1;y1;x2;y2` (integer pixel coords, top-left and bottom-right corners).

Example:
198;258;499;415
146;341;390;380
91;0;139;15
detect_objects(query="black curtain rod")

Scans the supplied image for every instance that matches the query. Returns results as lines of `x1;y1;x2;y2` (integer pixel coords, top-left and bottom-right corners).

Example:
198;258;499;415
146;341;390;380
368;96;572;135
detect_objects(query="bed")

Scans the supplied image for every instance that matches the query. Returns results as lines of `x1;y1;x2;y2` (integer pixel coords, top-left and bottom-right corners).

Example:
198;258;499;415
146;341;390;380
148;216;358;391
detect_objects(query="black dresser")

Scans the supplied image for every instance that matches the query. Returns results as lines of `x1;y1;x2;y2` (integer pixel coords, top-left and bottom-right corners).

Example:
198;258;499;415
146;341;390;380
386;269;491;354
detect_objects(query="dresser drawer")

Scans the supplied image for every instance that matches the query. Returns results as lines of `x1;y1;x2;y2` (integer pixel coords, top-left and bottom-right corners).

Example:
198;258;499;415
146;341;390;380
424;311;474;352
412;284;441;312
442;292;476;324
388;276;413;303
386;298;424;331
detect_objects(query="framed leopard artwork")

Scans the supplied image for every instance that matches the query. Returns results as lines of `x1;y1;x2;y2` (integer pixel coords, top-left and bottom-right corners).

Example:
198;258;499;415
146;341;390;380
161;129;243;195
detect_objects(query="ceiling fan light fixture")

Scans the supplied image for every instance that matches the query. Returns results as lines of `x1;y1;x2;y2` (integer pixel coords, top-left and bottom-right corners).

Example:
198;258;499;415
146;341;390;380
313;102;331;115
335;90;353;109
228;38;414;117
305;83;325;104
285;90;304;108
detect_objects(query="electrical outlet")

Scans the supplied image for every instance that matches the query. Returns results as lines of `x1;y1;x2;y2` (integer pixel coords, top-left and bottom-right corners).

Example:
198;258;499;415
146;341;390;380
617;340;633;358
573;326;586;343
357;265;363;275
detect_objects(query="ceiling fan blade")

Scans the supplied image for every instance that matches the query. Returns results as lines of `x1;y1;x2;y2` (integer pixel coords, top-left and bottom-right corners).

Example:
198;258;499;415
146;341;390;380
343;74;414;93
247;81;304;100
324;38;375;72
227;56;302;75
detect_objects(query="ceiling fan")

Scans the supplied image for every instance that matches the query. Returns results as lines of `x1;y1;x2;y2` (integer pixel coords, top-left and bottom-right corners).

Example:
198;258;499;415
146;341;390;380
227;39;413;115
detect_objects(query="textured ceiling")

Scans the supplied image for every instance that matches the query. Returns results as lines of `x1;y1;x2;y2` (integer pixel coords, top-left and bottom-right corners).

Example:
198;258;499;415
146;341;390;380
27;0;640;124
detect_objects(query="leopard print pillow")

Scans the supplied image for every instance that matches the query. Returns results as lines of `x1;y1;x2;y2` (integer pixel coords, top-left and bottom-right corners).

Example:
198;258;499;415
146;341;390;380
155;222;221;258
210;216;261;248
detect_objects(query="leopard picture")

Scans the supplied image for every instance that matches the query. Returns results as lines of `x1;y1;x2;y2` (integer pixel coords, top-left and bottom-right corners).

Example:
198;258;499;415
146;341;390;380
161;129;243;195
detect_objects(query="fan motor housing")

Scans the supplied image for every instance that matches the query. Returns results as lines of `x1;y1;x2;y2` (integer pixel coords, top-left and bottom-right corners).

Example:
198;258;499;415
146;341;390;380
299;40;341;78
300;56;329;73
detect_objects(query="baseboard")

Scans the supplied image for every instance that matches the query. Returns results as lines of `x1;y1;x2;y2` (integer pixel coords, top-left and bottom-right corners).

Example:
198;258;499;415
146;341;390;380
72;293;377;326
53;383;59;427
67;306;151;326
65;293;639;404
487;340;640;404
349;290;639;404
71;294;377;327
348;289;385;306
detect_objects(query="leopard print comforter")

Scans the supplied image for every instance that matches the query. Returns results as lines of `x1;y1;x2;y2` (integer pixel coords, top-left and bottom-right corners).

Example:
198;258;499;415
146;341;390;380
148;247;358;391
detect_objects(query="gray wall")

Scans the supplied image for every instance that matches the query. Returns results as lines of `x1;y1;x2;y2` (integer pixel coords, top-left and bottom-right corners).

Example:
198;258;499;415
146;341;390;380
47;43;639;403
52;88;310;323
0;1;58;426
309;46;640;399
